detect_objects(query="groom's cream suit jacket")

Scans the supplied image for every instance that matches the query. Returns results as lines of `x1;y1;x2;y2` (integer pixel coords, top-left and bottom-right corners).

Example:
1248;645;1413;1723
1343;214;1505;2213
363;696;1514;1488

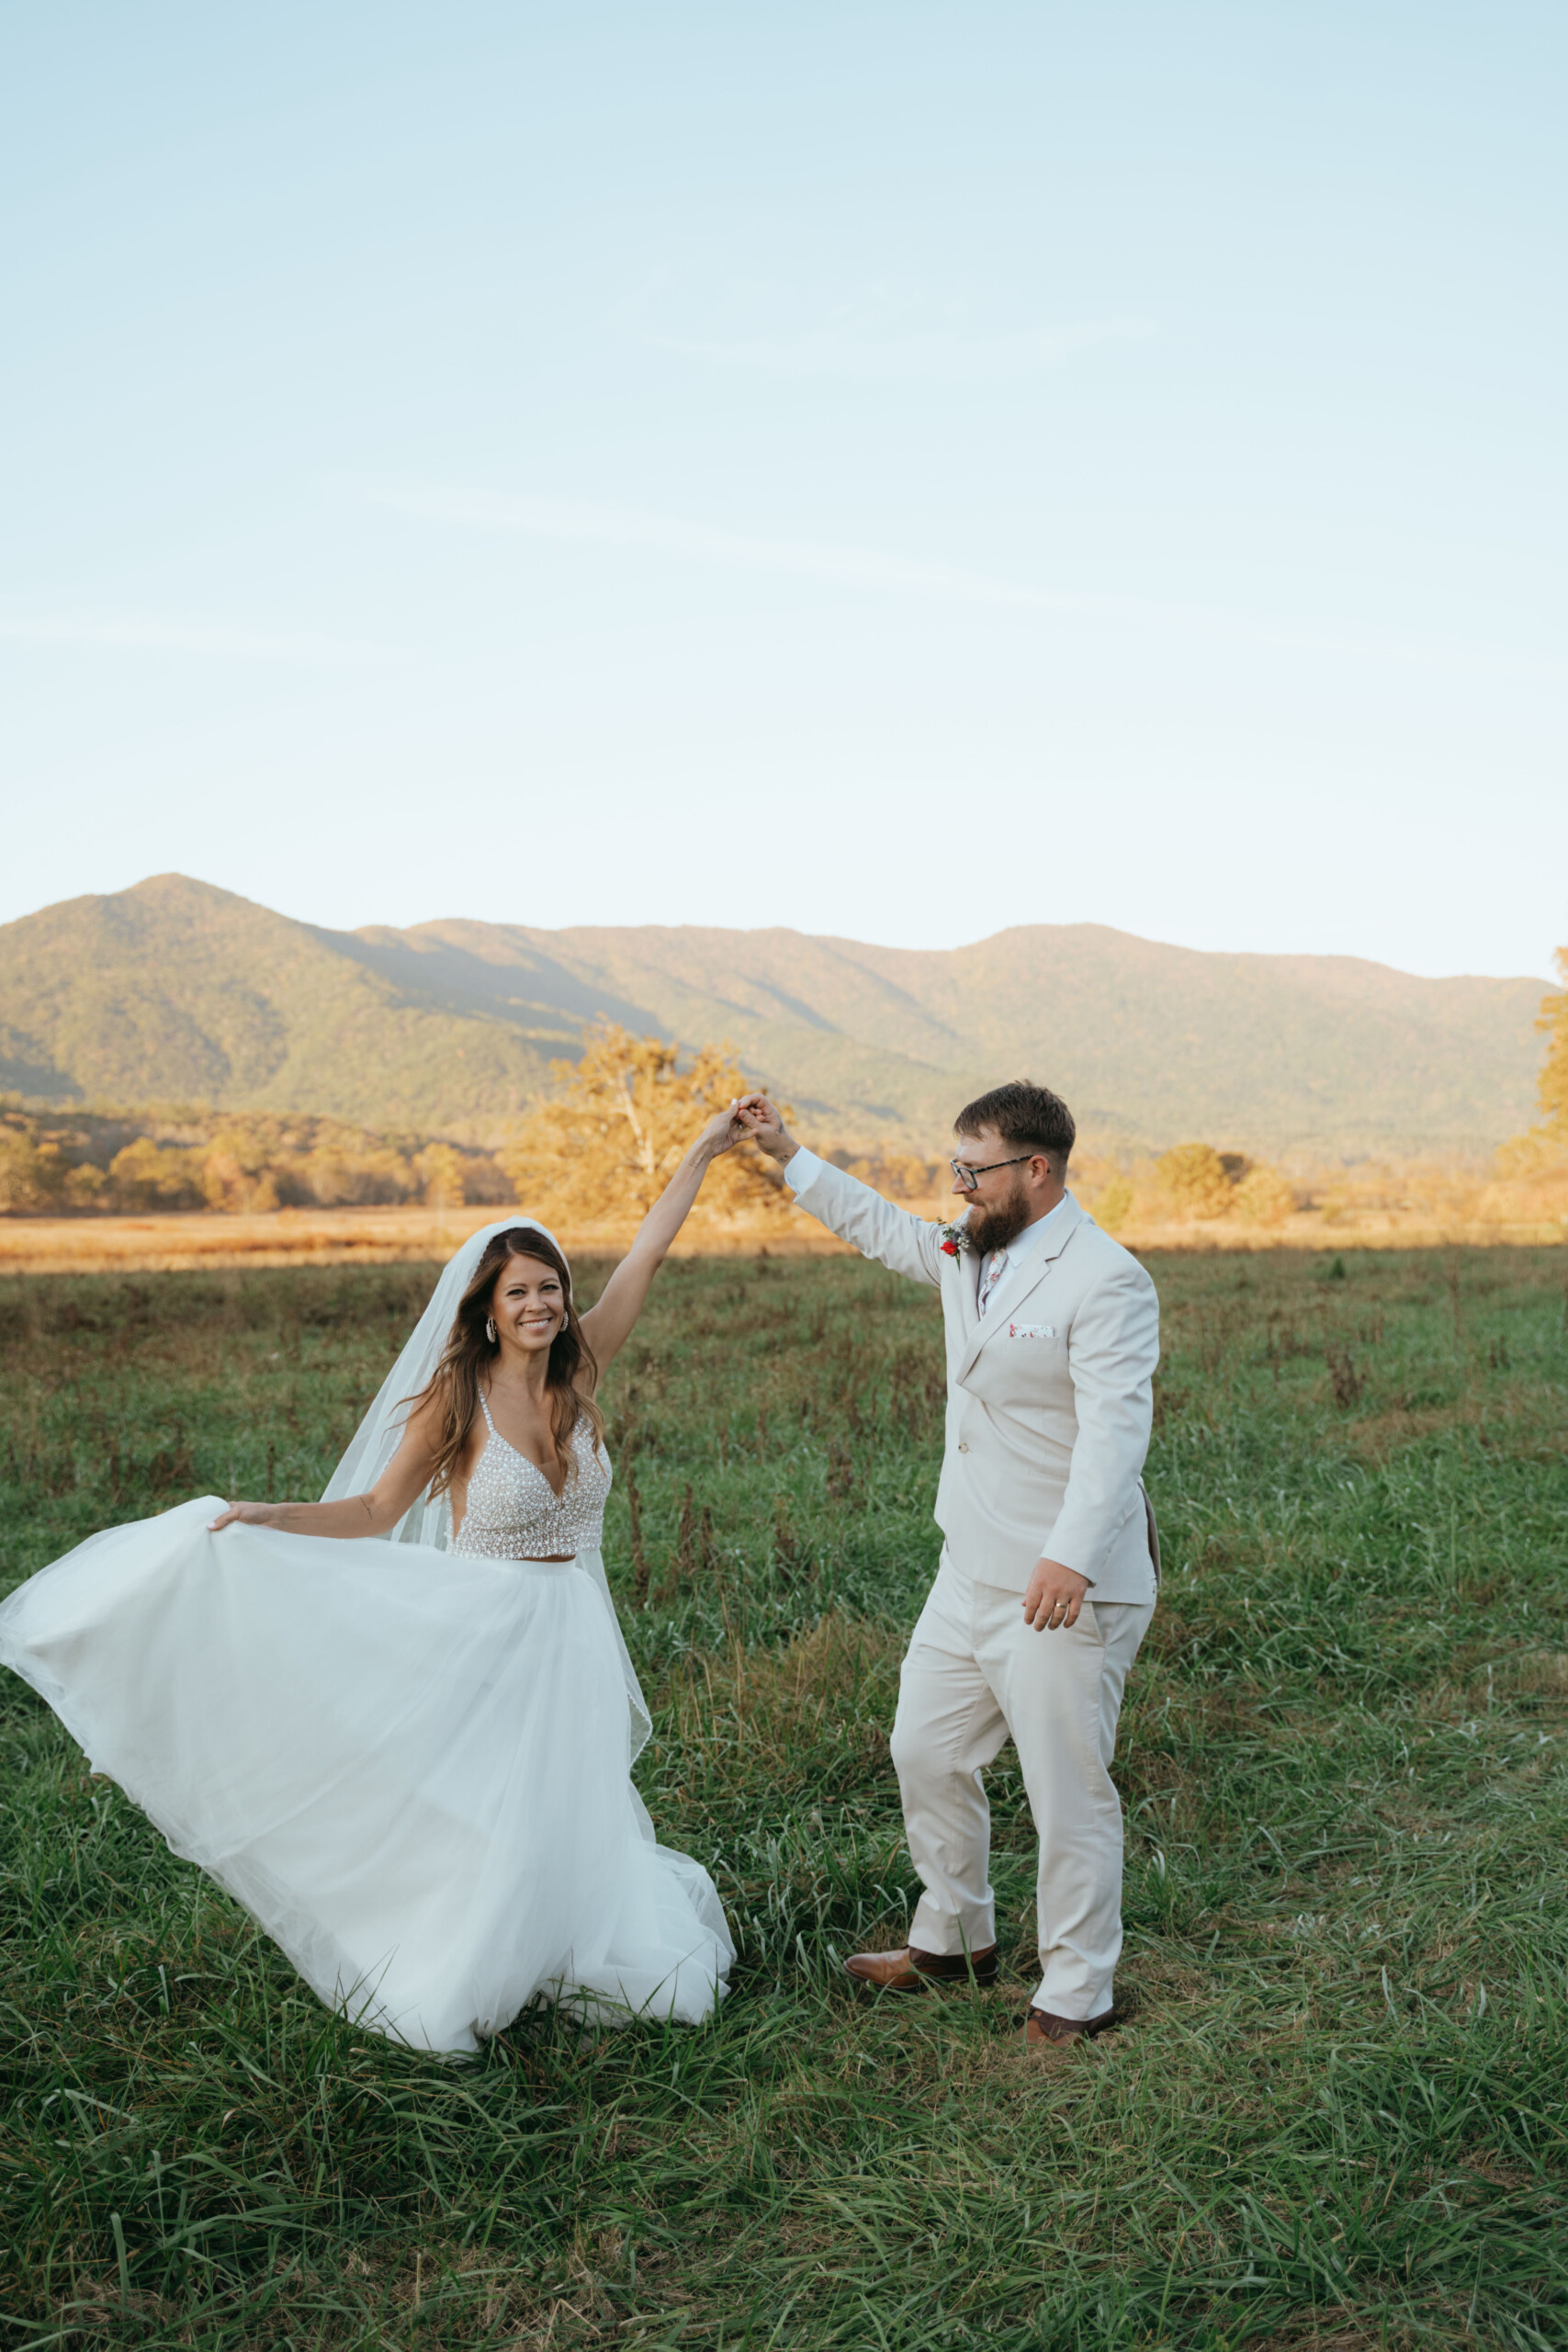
788;1158;1160;1605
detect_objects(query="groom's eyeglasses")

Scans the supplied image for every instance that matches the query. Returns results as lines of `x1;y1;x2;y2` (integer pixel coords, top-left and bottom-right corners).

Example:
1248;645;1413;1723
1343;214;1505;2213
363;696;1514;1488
949;1154;1032;1191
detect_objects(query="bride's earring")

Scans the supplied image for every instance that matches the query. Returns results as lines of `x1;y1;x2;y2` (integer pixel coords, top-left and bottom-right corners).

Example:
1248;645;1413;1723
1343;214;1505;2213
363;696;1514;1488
485;1316;497;1345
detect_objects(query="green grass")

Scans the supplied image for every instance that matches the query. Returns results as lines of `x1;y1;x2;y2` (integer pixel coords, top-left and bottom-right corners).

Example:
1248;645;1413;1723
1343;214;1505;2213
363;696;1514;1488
1;1246;1565;2350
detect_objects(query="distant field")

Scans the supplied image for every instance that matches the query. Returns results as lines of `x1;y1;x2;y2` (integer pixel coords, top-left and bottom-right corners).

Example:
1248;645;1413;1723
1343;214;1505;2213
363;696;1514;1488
1;1248;1564;2347
1;1194;1562;1274
0;1205;850;1275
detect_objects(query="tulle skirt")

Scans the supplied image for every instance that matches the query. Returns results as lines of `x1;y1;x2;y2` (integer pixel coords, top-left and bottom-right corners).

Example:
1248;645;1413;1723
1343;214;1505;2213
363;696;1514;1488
0;1497;732;2054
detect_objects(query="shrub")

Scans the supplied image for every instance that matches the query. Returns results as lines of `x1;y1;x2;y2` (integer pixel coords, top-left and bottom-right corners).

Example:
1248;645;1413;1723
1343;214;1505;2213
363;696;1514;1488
1091;1175;1134;1232
1233;1166;1294;1227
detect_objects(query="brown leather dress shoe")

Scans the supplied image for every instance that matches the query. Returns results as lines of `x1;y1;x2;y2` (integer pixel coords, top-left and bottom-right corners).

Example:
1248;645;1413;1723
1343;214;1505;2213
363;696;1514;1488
844;1943;998;1992
1021;2003;1115;2053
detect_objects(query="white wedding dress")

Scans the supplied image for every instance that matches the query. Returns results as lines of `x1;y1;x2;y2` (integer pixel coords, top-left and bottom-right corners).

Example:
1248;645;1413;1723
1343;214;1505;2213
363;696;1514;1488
0;1219;733;2056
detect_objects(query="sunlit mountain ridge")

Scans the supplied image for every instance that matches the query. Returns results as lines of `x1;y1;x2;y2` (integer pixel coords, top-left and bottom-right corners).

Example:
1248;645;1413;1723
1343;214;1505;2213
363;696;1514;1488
0;875;1544;1159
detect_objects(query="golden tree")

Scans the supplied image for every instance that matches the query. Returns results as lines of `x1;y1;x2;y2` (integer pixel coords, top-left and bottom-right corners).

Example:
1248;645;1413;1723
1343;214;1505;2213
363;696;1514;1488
0;1130;52;1213
1496;946;1568;1175
1154;1142;1233;1221
412;1143;468;1208
198;1128;280;1214
1536;948;1568;1137
1089;1175;1134;1233
499;1026;791;1227
107;1136;206;1211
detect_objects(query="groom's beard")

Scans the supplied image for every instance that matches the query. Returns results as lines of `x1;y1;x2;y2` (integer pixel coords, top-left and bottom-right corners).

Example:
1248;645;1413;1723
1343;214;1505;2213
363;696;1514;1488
964;1182;1034;1258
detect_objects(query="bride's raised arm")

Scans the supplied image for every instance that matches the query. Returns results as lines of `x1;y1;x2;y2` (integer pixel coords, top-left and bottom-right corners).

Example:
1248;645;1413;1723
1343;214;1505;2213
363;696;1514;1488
577;1102;746;1378
209;1394;444;1537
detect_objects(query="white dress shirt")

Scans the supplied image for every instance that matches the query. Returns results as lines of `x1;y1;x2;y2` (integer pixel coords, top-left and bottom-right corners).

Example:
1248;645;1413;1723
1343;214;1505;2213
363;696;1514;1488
975;1190;1069;1306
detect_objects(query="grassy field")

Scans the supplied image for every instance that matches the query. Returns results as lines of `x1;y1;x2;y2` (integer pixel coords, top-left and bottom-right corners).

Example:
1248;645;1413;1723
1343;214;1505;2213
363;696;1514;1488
1;1246;1564;2350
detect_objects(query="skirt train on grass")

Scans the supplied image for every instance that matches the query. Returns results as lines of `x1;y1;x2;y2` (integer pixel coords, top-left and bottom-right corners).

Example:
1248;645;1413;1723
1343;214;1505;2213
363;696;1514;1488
0;1496;732;2054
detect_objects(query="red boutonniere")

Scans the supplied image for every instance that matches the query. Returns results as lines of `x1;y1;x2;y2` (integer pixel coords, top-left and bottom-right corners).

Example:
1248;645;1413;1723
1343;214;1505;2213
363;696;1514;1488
939;1221;970;1259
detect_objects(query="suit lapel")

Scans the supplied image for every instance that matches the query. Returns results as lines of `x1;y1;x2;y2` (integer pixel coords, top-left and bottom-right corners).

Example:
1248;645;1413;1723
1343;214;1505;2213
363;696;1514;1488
955;1195;1086;1385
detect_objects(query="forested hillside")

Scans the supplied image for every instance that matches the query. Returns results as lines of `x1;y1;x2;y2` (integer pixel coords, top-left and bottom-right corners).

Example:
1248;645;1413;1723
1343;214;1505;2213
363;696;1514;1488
0;875;1546;1158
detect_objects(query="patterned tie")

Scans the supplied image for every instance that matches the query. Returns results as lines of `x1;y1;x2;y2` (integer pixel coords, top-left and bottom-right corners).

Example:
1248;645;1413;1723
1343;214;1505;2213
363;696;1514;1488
977;1247;1009;1317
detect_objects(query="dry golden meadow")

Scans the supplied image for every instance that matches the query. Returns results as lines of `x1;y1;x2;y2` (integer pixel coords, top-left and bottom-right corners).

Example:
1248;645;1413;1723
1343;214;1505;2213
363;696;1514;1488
1;1239;1565;2347
0;1164;1562;1283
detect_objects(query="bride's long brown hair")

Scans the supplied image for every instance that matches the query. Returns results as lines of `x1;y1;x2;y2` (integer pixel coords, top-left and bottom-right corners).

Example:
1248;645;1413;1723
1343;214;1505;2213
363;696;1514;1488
410;1227;604;1500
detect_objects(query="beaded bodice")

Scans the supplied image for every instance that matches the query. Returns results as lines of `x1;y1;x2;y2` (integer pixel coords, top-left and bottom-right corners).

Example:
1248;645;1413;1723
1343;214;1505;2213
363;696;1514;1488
450;1393;611;1560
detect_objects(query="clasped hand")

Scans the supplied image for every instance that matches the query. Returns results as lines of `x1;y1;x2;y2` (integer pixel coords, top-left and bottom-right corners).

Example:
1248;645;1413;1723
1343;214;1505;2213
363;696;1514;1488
696;1100;750;1158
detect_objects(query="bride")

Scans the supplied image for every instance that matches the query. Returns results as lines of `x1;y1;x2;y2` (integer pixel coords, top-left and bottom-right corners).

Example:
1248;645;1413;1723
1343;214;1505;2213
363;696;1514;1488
0;1109;746;2055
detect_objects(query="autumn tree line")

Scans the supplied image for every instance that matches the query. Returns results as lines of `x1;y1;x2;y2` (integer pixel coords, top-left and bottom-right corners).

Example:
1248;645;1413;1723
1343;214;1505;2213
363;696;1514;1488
3;952;1565;1231
0;1107;514;1219
0;1087;1296;1228
0;1032;784;1227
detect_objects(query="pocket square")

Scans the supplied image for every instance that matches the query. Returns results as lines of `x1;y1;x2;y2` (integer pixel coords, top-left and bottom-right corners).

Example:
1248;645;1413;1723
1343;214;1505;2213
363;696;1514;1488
1007;1322;1057;1340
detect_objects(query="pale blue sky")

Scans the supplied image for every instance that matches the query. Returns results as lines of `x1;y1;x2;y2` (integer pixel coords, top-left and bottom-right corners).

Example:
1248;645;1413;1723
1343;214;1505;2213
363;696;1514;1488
2;2;1562;976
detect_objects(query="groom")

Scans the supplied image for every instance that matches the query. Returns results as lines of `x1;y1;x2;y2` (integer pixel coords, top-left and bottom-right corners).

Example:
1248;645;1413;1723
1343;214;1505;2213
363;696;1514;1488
739;1081;1159;2056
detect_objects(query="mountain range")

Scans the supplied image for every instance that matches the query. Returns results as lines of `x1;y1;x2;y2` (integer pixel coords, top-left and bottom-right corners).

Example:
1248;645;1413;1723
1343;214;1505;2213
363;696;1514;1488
0;875;1546;1160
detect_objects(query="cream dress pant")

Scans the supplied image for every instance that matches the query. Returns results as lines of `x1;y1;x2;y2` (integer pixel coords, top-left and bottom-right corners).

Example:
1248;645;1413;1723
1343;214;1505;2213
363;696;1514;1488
889;1548;1154;2018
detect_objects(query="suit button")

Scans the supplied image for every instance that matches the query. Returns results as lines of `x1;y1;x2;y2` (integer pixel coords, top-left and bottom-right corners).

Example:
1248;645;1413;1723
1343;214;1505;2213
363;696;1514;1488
958;1440;969;1453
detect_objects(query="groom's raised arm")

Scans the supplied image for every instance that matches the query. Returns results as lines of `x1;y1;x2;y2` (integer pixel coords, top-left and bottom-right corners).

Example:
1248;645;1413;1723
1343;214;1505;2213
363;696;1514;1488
738;1098;944;1287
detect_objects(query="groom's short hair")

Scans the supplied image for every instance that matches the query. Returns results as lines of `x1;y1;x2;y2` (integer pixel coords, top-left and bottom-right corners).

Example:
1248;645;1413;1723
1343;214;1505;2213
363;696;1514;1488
954;1080;1076;1177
